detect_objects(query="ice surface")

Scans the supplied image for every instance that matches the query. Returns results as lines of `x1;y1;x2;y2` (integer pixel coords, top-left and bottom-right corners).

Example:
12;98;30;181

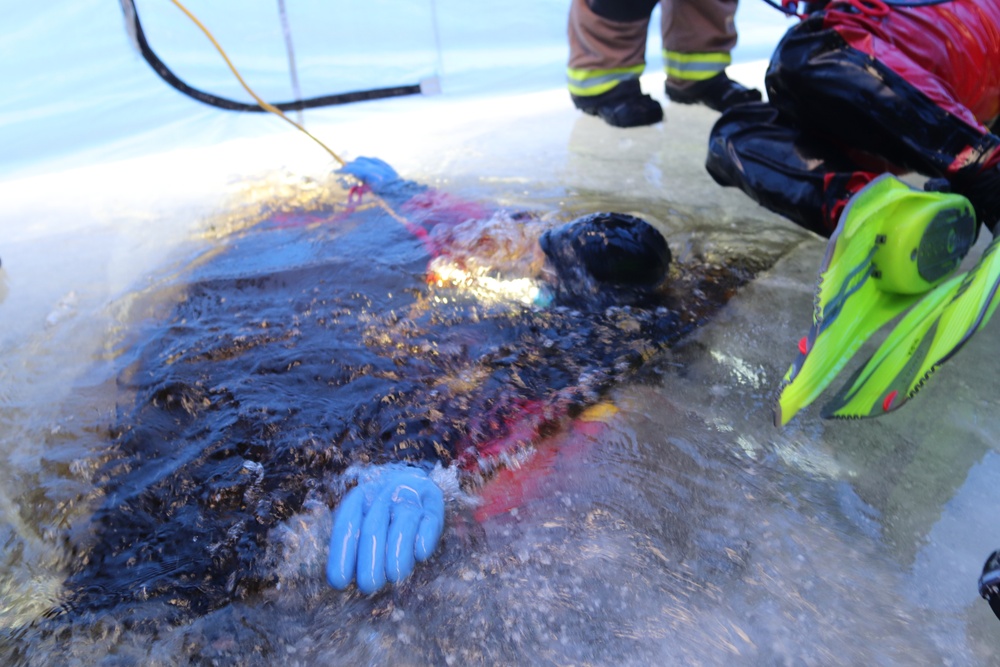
1;1;999;665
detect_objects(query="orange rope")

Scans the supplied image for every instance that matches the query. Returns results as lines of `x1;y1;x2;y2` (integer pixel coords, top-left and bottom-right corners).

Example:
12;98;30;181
168;0;345;167
167;0;414;227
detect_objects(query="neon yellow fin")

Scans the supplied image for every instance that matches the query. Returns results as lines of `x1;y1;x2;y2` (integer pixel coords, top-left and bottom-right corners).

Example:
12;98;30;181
774;175;976;426
822;237;1000;418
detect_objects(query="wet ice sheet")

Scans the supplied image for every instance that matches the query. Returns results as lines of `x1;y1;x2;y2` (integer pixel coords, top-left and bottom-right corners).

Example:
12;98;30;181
663;235;1000;664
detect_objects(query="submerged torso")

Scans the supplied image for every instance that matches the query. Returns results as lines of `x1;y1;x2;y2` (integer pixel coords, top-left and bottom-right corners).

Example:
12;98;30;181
56;182;771;620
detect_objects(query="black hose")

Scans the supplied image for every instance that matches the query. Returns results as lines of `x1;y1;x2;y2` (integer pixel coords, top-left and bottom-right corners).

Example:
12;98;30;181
119;0;423;112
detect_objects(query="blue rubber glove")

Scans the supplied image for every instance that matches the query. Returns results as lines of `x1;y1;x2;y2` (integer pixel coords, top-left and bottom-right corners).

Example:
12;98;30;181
336;156;400;191
327;464;445;594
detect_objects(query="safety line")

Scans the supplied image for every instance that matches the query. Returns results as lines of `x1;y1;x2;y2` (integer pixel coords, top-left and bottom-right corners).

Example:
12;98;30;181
166;0;415;227
167;0;345;166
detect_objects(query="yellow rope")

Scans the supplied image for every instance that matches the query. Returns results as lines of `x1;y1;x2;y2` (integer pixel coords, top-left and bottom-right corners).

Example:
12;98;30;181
167;0;414;227
168;0;345;166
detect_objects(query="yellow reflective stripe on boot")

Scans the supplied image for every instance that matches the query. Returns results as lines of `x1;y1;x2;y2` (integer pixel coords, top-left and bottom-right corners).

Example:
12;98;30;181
663;51;730;82
566;64;645;97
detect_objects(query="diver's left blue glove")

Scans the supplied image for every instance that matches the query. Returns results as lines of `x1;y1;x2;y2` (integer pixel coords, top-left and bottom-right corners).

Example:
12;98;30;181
336;156;401;192
327;464;445;594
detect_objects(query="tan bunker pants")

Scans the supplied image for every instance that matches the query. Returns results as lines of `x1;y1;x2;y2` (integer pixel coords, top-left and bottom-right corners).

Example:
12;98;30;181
567;0;739;100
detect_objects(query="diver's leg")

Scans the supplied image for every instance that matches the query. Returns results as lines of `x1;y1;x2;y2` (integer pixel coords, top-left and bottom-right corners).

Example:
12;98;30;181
706;100;876;237
567;0;664;127
767;12;1000;234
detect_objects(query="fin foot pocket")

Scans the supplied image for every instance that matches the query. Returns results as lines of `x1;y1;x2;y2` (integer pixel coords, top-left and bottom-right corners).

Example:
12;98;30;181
822;236;1000;418
774;175;977;425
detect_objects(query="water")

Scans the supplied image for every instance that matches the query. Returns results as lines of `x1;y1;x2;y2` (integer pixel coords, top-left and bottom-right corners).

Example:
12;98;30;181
5;154;998;663
3;2;1000;664
0;165;780;662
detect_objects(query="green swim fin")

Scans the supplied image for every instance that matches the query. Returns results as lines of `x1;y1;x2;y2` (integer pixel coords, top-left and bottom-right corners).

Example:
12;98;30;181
822;236;1000;418
774;175;976;426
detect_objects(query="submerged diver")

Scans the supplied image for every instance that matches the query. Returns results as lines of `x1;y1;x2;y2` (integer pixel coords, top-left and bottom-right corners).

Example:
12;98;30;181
327;158;675;594
705;0;1000;423
57;157;762;614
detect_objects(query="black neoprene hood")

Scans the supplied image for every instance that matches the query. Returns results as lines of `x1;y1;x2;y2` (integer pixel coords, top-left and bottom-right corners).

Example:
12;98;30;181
540;212;671;288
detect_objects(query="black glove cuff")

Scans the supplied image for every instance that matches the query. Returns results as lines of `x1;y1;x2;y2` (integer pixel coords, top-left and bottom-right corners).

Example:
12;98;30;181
979;549;1000;622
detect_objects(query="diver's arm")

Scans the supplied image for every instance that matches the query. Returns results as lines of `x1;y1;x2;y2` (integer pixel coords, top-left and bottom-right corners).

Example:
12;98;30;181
337;156;428;200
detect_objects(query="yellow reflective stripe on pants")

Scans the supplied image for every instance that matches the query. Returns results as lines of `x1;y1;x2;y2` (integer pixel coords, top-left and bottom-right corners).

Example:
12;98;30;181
663;51;730;82
566;64;644;97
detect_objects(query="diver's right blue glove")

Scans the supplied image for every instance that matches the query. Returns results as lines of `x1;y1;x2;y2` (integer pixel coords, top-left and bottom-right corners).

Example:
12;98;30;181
327;464;445;594
336;156;401;192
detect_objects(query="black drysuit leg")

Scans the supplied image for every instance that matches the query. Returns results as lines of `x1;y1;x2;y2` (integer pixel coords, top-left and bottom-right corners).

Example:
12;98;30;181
707;15;1000;236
